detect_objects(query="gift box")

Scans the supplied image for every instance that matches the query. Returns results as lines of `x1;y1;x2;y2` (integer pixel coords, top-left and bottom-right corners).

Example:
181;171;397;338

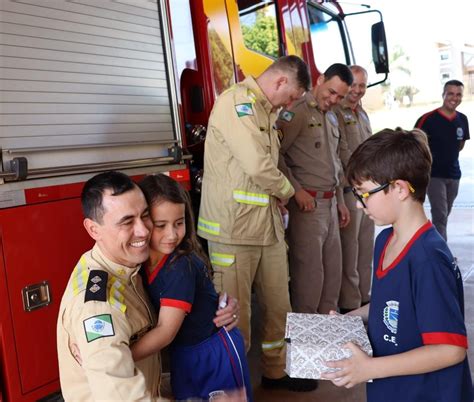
285;313;373;380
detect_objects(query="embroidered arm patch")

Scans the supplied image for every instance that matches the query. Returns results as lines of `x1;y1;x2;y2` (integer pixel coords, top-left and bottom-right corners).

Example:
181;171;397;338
235;103;253;117
83;314;115;342
280;110;295;122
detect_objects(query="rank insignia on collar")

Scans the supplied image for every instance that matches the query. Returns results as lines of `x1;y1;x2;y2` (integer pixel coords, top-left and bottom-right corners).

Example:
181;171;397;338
280;110;295;122
235;103;253;117
343;113;354;124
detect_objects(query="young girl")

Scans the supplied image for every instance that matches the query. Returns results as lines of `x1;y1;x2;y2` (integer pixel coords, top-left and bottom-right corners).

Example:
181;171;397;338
132;174;252;402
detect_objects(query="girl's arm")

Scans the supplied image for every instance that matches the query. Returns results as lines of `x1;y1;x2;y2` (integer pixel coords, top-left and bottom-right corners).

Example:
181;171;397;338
131;306;186;362
323;342;466;388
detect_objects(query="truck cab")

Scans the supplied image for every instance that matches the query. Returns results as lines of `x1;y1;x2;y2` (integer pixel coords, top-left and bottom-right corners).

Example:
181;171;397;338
166;0;388;195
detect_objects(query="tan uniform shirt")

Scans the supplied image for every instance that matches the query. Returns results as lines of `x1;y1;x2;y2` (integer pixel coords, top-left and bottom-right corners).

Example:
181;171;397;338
198;76;294;246
57;244;164;401
278;92;344;204
335;101;373;179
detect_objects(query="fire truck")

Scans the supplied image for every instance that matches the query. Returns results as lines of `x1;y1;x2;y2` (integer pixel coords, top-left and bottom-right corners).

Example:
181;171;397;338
0;1;388;400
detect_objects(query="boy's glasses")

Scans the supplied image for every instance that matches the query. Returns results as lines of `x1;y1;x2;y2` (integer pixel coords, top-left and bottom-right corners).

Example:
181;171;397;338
351;181;415;208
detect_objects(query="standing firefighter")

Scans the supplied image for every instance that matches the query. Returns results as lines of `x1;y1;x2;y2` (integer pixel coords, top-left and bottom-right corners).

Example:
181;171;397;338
335;65;375;313
278;63;352;316
198;56;316;391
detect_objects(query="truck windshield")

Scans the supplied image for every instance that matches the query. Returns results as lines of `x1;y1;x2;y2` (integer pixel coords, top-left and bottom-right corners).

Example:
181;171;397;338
307;4;347;72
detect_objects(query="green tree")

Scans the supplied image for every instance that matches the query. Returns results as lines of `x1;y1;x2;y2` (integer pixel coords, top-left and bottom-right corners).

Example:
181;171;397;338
242;10;278;58
208;28;234;94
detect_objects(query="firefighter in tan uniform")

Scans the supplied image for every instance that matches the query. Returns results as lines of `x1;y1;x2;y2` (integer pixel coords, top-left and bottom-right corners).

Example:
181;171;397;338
278;63;353;315
198;56;315;391
57;171;165;401
335;65;374;312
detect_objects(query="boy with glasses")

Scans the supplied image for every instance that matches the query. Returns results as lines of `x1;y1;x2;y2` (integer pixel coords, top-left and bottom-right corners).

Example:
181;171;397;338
323;128;472;402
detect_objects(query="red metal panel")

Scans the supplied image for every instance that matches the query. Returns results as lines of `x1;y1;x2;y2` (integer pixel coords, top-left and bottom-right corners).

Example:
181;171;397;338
24;182;84;205
0;198;93;398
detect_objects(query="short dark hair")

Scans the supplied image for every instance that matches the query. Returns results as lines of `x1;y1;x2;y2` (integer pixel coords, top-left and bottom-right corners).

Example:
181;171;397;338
443;79;464;94
81;171;137;222
323;63;353;86
346;128;432;203
268;55;311;91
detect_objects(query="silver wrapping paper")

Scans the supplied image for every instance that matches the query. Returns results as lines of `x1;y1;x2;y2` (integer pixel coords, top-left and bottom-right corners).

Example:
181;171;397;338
285;313;373;379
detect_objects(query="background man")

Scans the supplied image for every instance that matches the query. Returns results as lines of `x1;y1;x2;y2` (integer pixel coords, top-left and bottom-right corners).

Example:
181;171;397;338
278;63;352;316
335;65;375;313
57;171;238;400
197;56;315;391
415;80;470;240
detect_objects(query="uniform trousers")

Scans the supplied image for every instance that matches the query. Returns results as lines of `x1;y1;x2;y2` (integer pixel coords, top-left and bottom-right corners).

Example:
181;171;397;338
339;192;374;309
209;239;291;379
287;197;342;314
427;177;460;241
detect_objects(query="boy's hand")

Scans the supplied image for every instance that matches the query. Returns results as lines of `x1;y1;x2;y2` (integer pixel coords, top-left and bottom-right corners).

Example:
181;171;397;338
322;342;372;388
214;294;240;330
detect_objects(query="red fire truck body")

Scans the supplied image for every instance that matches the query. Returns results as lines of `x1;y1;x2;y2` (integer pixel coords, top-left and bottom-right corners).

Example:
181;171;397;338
0;1;387;400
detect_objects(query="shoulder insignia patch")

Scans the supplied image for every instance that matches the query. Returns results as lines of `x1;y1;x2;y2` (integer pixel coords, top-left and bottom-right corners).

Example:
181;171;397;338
235;103;253;117
327;111;338;127
85;270;108;303
343;113;356;124
71;255;89;296
108;276;127;313
280;110;295;122
221;84;237;96
83;314;115;343
360;110;370;123
246;89;257;103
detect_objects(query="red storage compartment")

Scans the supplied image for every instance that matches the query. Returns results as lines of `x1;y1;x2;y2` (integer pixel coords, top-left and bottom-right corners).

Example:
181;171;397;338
0;196;93;401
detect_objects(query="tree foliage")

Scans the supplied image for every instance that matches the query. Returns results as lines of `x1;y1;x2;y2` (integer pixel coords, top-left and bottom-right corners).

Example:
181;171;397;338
208;28;234;94
242;11;278;58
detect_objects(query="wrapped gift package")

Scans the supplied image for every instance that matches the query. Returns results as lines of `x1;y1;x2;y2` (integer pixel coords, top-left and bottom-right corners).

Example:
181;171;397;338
285;313;373;380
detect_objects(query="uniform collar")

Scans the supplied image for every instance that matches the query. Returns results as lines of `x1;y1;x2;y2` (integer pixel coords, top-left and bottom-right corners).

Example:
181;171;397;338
90;243;141;282
340;99;360;112
437;107;458;121
304;91;320;111
242;76;274;114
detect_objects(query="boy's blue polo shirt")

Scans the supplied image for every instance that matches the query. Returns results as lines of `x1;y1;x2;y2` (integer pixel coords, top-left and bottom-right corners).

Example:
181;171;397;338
415;108;470;179
141;252;218;346
367;221;472;402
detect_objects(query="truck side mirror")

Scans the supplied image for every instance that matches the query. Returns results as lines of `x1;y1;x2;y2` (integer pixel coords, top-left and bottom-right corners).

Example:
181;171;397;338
371;21;389;74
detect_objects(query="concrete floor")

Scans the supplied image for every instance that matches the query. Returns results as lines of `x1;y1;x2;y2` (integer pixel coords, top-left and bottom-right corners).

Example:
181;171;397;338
246;206;474;402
